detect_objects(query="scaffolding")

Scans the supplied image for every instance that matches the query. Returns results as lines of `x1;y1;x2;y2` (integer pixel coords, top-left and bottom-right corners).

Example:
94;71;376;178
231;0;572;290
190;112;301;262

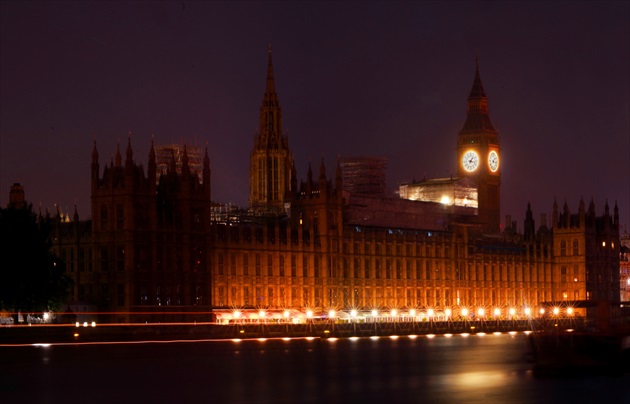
399;177;478;208
154;144;203;181
339;156;387;196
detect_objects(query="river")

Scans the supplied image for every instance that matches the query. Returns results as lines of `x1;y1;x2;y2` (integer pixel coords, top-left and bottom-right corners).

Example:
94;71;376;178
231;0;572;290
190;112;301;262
1;332;627;403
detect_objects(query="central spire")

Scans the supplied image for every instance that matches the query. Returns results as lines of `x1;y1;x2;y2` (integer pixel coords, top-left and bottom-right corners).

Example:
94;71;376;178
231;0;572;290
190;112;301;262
258;44;282;145
266;44;276;95
249;47;294;214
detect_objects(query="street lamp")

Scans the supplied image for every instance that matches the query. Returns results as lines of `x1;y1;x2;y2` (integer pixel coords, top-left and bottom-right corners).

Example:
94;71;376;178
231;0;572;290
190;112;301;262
306;309;313;333
283;310;290;333
371;309;379;334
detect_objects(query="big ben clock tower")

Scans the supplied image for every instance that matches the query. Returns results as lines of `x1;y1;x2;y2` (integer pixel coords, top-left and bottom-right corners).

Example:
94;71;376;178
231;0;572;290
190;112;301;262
456;59;501;233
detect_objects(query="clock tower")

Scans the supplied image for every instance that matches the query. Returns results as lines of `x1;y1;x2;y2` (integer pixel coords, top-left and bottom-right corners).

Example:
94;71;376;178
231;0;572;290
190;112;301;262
456;59;501;233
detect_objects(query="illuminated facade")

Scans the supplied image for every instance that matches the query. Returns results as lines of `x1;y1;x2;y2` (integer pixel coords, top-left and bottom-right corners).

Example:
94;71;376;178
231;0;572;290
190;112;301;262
399;177;478;208
248;47;294;215
49;54;621;321
620;232;630;302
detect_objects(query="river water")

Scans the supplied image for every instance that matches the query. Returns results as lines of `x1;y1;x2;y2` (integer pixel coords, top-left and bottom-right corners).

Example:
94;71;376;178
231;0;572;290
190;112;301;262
1;332;627;403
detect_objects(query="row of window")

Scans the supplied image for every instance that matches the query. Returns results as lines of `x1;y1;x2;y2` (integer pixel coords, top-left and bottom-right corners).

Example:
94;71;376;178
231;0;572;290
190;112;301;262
215;285;578;309
217;252;571;283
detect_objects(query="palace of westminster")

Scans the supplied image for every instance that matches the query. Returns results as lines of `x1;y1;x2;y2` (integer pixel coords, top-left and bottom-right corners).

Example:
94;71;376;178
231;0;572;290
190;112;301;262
23;50;622;321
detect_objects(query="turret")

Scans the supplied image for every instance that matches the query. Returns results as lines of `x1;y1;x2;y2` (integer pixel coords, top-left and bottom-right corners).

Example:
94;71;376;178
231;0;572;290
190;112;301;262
203;146;211;198
125;136;133;168
290;161;297;195
115;142;122;167
91;141;100;184
524;202;535;241
182;145;190;180
579;197;586;227
614;201;619;229
319;158;327;195
306;162;313;194
588;198;596;227
8;183;26;209
148;139;156;187
335;159;342;198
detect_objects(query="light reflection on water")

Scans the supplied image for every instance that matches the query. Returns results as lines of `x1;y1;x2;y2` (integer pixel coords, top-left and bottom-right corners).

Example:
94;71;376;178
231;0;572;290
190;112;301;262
434;370;510;390
3;333;628;404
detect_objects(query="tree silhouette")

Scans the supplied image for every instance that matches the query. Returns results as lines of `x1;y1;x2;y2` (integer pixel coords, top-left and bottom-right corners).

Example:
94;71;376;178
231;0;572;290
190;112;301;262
0;204;71;314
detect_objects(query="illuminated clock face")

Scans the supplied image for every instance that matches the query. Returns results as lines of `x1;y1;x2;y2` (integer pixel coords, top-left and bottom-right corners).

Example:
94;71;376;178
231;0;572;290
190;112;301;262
462;150;479;172
488;150;499;172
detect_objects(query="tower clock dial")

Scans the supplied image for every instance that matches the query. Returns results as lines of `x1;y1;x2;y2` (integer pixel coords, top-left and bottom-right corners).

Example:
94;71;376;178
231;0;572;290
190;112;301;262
462;150;479;172
488;150;499;172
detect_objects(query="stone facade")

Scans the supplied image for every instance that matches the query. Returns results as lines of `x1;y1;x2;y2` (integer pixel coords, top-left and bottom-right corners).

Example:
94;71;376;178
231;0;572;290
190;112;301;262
49;54;621;321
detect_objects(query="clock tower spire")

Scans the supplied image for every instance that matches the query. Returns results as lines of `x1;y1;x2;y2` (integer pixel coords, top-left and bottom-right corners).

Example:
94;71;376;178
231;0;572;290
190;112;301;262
249;46;294;215
456;59;501;234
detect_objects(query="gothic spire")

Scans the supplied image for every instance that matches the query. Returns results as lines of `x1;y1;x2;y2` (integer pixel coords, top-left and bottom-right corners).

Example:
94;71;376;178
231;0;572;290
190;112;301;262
203;146;210;169
319;157;326;181
469;57;487;99
182;145;190;178
125;136;133;166
257;45;282;146
249;47;293;213
92;141;99;164
459;58;496;135
148;138;156;185
149;137;156;165
266;44;276;95
115;142;122;167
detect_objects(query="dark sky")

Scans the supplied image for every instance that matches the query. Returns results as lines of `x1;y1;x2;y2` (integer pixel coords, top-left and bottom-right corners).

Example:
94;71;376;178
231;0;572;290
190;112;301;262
1;1;629;232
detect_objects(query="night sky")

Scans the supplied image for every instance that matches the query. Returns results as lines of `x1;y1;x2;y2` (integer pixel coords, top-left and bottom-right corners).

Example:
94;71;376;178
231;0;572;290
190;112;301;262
1;1;628;232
